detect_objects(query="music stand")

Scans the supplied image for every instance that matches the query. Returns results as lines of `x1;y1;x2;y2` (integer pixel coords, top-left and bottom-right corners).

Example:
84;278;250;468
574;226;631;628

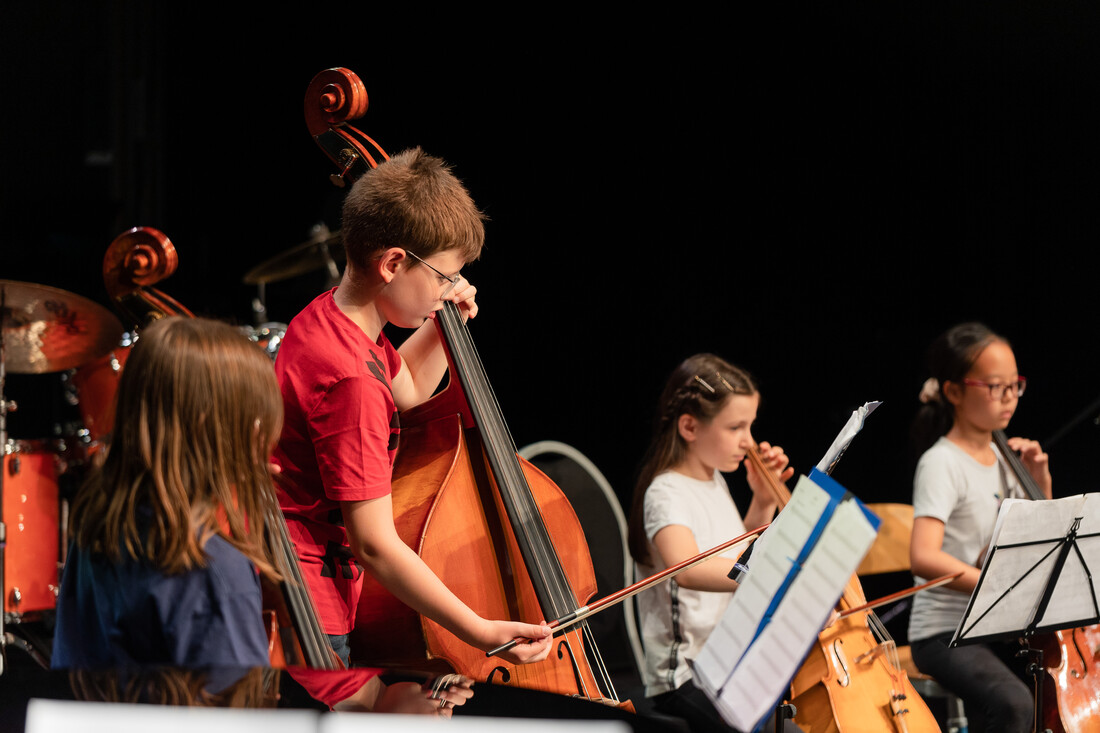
951;494;1100;733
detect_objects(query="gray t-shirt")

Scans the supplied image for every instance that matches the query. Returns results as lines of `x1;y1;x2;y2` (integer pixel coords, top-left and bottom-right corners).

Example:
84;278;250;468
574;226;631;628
635;469;746;695
908;436;1021;642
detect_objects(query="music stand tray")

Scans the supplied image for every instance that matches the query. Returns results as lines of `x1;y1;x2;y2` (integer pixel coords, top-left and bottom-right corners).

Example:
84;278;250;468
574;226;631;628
952;494;1100;733
953;494;1100;648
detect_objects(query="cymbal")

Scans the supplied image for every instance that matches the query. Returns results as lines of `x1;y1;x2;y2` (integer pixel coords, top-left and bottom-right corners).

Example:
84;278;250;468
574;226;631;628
243;231;345;285
0;280;124;374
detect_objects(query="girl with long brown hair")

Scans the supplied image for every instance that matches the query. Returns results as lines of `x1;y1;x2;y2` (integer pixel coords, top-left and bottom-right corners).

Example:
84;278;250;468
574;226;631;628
52;316;285;668
50;316;474;716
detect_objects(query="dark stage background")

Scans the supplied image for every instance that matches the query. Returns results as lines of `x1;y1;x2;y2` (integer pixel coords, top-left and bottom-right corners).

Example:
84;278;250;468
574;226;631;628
4;3;1100;521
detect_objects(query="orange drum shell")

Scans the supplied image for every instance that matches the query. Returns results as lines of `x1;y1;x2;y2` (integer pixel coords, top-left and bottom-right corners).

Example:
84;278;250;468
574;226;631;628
3;445;60;614
70;345;131;443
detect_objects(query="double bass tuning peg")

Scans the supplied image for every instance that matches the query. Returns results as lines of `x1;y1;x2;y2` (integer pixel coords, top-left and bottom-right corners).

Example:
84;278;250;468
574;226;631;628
329;150;360;188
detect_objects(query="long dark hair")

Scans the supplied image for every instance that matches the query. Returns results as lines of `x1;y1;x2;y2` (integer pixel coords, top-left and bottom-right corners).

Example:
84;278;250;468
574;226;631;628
627;354;757;566
910;322;1007;459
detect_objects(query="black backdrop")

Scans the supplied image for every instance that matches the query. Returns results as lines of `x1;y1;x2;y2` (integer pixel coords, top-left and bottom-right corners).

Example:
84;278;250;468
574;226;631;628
4;3;1100;518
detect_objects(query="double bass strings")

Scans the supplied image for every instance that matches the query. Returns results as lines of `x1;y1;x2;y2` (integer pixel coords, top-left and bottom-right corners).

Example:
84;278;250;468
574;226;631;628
436;302;617;701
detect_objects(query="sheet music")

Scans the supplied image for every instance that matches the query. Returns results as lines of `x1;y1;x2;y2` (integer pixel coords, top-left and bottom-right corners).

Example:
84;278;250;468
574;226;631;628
955;493;1100;644
693;473;880;731
815;401;881;475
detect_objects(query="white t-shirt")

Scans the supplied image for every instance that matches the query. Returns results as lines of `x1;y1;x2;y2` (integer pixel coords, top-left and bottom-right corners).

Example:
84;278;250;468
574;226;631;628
635;469;747;696
908;436;1021;642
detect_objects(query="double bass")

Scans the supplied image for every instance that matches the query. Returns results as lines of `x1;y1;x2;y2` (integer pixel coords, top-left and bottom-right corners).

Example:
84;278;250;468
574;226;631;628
304;67;630;709
102;226;339;672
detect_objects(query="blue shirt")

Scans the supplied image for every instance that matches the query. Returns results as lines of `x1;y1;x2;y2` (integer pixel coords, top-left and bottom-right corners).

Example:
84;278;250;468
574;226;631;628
52;533;269;669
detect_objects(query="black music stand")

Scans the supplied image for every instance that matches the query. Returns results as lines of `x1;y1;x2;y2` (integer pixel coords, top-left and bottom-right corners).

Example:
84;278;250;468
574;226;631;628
951;494;1100;733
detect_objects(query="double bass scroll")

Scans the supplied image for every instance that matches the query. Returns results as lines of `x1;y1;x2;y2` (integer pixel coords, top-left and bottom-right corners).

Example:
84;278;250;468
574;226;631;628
102;227;194;327
304;68;389;187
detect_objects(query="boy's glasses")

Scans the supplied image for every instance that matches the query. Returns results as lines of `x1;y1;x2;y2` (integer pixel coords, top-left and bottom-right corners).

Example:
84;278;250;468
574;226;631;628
405;250;459;298
962;377;1027;400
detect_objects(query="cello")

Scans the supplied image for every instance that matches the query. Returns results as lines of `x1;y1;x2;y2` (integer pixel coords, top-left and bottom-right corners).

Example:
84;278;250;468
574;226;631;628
745;446;940;733
304;67;631;709
993;429;1100;733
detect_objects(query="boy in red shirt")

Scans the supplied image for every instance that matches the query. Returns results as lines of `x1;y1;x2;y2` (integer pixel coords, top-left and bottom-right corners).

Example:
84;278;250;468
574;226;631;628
273;147;551;669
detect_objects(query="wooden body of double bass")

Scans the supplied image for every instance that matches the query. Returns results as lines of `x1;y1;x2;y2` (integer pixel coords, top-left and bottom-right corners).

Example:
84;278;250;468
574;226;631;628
349;305;624;706
351;401;601;694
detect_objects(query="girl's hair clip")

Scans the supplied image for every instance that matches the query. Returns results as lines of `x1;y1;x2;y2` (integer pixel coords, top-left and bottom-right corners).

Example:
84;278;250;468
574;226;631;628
714;371;734;392
919;377;941;404
693;375;715;393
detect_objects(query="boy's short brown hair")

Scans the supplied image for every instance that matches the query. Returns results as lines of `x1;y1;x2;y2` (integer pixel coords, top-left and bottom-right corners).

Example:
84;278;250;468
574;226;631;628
341;147;485;269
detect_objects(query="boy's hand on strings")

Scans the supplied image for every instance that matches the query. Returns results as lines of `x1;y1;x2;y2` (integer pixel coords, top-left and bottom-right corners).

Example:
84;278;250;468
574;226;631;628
447;276;478;322
744;441;794;493
1006;436;1052;496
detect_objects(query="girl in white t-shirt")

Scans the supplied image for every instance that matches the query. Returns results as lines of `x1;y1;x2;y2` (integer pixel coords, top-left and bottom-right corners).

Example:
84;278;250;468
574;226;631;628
908;322;1052;733
626;353;796;733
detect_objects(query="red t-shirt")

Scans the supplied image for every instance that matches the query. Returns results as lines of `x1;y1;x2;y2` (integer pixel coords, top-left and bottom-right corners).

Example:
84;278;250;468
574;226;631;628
273;289;402;634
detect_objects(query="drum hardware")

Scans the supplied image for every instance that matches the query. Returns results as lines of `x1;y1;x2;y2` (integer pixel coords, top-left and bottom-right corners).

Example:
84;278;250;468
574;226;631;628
242;322;289;363
243;224;344;330
242;224;344;288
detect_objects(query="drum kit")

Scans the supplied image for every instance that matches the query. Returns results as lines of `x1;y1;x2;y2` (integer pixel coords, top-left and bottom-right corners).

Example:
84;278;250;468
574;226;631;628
0;280;131;669
0;228;345;671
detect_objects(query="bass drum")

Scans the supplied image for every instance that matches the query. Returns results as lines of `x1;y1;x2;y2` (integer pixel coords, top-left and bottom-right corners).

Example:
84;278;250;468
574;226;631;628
3;440;62;618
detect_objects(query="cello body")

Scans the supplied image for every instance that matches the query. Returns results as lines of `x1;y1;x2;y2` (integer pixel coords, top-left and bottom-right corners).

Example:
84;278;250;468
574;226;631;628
790;599;934;733
1036;626;1100;733
745;447;938;732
